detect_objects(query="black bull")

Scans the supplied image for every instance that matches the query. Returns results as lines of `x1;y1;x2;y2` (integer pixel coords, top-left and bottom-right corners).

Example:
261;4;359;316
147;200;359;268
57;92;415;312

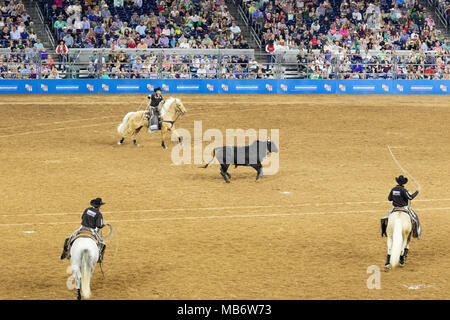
201;140;278;183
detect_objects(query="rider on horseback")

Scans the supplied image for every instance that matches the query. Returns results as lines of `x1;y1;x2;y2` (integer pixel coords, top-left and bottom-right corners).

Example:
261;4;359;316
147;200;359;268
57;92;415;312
381;175;421;238
147;87;164;132
60;198;107;263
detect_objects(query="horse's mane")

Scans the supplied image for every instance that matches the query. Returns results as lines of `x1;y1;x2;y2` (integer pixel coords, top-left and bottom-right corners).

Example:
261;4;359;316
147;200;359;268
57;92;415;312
160;97;179;117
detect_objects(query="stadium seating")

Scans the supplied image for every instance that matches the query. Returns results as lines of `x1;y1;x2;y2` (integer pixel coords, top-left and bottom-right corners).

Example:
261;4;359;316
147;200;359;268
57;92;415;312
237;0;449;79
0;0;36;49
41;0;247;49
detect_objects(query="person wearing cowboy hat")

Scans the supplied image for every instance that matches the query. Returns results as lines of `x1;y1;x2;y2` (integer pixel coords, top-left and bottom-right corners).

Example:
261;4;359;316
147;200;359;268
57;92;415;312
381;175;421;238
147;87;165;132
60;198;107;263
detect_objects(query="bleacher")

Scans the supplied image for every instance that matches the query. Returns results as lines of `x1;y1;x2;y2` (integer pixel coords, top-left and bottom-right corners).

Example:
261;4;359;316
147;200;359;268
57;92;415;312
40;0;245;49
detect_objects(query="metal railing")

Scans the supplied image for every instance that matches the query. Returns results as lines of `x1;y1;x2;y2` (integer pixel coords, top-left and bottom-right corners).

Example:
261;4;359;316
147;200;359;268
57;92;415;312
34;1;55;48
0;49;449;80
233;0;262;49
423;0;449;30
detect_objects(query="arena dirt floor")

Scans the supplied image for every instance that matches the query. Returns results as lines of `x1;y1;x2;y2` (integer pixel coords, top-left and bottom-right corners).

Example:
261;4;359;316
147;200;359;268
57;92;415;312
0;93;450;300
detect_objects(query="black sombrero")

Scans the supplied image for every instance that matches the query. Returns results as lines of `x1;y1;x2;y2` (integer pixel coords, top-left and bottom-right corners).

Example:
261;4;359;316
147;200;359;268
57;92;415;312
154;87;162;92
90;198;105;207
395;175;408;186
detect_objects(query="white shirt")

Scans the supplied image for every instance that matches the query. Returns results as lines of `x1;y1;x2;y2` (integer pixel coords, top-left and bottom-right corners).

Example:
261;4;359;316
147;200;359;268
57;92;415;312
230;25;241;34
10;29;20;40
179;41;190;49
136;24;146;36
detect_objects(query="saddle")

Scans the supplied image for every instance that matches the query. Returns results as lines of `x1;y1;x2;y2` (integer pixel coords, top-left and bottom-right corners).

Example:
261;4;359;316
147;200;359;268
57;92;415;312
70;230;99;246
392;207;410;214
381;207;420;238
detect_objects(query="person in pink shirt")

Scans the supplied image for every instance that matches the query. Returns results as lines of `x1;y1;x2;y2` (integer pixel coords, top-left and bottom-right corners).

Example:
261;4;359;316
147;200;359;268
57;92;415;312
154;25;162;36
339;28;349;38
329;23;337;35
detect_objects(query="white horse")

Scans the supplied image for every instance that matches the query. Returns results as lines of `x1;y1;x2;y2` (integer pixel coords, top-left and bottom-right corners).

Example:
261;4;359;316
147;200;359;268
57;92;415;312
385;209;412;270
70;237;99;300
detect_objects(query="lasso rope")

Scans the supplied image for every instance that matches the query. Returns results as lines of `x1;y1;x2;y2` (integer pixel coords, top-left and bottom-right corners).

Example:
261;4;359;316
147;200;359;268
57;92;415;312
387;145;422;192
137;95;149;111
99;224;119;277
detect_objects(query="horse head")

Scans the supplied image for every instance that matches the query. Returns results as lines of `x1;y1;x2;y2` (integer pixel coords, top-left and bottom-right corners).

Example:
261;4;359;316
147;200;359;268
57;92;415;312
174;98;187;116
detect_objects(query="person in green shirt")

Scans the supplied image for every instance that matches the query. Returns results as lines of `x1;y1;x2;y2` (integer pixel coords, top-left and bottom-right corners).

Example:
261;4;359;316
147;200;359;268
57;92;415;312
54;16;67;30
100;71;110;79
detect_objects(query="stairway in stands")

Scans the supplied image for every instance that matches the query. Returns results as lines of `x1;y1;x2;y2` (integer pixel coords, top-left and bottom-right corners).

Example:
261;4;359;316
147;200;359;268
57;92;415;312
225;0;266;63
23;0;55;50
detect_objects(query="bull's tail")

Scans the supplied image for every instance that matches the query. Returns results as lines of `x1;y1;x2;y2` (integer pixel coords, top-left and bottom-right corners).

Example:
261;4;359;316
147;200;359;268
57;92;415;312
200;151;215;168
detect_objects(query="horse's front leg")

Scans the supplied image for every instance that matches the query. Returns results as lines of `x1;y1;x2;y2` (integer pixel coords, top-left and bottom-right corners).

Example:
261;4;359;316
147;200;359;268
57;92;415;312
161;124;167;149
118;137;125;145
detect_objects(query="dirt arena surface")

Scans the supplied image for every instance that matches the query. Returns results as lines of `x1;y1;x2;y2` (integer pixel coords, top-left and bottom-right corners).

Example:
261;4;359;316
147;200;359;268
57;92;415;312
0;93;449;300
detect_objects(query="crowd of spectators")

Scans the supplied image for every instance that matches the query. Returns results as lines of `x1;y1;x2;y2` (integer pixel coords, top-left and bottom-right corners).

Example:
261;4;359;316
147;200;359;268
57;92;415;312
242;0;446;51
0;0;38;48
79;50;272;79
237;0;449;78
0;0;61;79
295;47;450;79
1;0;449;79
42;0;250;50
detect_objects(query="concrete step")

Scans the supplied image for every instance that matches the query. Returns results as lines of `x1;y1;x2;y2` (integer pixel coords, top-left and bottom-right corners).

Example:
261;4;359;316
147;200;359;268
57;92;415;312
23;0;56;49
225;0;266;64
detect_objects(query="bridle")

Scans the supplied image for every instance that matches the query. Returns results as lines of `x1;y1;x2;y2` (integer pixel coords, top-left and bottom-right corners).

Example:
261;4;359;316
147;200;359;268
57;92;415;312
162;101;185;126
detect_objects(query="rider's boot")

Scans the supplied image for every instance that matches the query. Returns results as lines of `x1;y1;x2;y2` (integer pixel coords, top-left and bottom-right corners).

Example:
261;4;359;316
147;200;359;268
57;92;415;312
60;237;70;260
380;218;388;237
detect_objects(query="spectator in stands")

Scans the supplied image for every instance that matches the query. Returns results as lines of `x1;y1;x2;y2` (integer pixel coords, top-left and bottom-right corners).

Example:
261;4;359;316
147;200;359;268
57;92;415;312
54;15;67;32
265;40;275;71
63;33;74;48
56;39;68;70
230;21;241;36
135;21;146;36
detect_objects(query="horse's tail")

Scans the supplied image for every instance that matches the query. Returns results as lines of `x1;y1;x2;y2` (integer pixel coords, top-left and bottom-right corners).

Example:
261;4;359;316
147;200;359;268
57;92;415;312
80;249;93;299
390;213;403;268
200;150;215;168
117;112;134;136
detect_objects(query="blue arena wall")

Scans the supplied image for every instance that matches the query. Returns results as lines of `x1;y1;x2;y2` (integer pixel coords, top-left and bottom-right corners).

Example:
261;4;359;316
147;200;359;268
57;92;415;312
0;79;448;94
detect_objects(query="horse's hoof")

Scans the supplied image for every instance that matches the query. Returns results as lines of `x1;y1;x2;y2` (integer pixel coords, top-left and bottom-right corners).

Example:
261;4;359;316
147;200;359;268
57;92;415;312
117;141;122;145
384;264;390;272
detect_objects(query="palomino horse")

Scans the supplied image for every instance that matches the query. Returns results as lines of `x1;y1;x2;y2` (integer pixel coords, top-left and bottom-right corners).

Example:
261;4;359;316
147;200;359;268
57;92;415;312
385;209;412;270
70;237;99;300
117;97;187;148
